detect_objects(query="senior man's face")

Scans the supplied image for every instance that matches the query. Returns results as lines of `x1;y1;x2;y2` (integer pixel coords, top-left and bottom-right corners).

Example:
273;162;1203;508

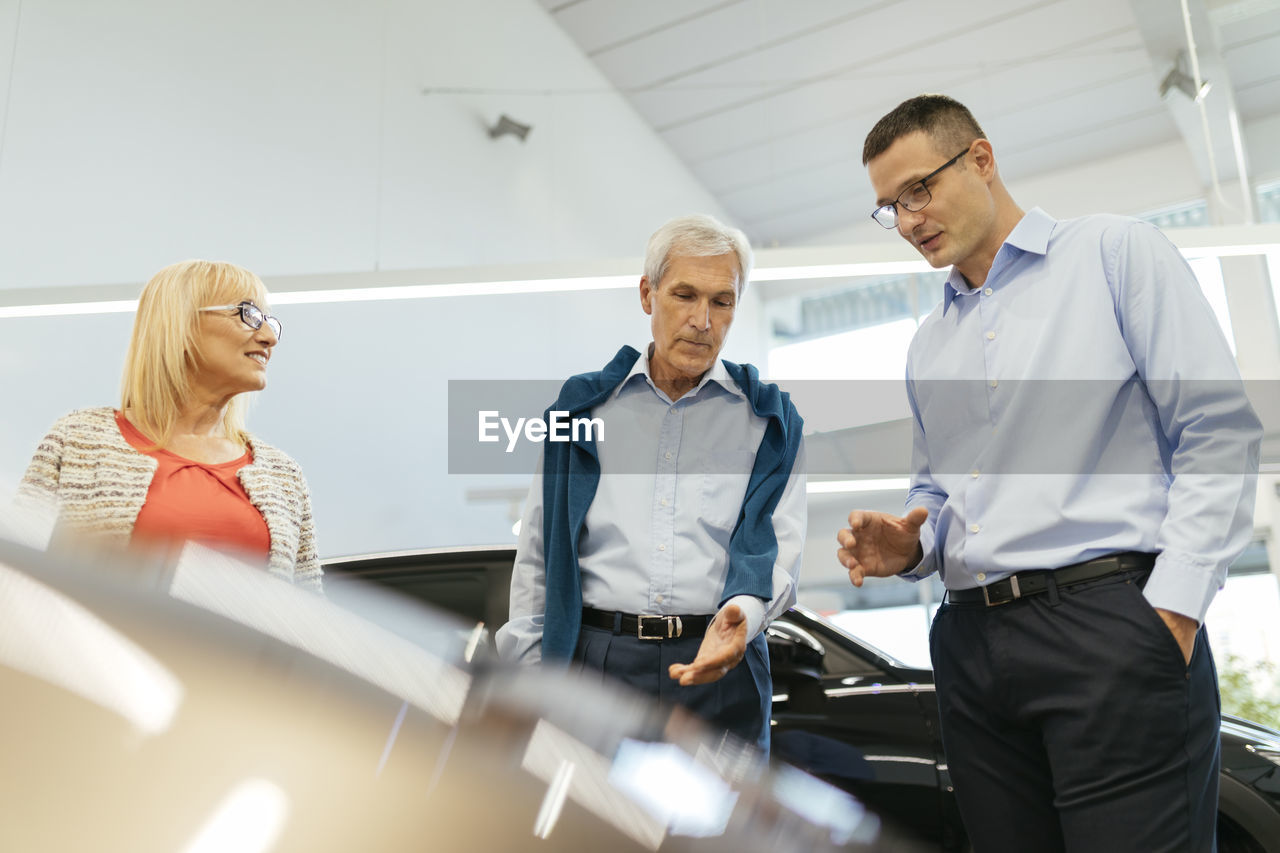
640;253;739;394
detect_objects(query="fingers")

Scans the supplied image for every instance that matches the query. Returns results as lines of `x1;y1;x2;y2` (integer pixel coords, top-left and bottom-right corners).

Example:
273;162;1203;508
836;527;859;577
668;660;734;686
669;622;746;685
680;666;728;686
837;544;864;573
837;527;866;585
903;506;929;530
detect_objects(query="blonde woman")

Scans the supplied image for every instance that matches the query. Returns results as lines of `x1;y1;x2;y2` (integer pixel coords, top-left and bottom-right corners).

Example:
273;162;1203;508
16;260;322;591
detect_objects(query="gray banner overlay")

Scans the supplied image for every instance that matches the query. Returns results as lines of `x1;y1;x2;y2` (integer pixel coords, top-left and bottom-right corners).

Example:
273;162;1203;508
448;379;1275;476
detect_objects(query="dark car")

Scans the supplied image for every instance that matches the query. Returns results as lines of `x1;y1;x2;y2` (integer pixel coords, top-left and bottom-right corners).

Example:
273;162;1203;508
768;605;1280;853
325;545;1280;853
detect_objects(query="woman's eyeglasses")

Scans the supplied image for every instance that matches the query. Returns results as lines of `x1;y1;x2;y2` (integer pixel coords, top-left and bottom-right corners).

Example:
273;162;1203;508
199;301;283;340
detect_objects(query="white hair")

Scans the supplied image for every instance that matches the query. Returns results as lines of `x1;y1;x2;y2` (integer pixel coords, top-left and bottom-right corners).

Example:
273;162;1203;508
643;214;753;297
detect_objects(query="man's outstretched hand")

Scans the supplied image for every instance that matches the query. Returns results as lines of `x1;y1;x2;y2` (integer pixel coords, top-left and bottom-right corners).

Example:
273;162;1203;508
837;507;929;587
668;603;748;686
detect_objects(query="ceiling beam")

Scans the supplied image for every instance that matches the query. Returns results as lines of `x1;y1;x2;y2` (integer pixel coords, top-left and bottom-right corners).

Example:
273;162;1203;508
1128;0;1256;221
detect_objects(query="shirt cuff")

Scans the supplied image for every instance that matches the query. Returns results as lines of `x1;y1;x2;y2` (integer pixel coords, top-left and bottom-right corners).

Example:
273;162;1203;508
896;523;938;582
723;595;767;639
1141;551;1224;625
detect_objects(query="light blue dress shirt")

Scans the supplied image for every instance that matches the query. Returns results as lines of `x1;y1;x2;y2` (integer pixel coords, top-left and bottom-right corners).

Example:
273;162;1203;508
496;347;807;664
902;208;1260;623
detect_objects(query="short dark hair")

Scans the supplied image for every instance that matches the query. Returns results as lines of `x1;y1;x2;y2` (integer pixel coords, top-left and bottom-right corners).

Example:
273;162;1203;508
862;94;986;165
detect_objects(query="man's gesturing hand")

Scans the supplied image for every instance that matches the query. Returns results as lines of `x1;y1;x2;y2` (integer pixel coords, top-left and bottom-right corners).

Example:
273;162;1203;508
837;507;929;587
668;603;748;686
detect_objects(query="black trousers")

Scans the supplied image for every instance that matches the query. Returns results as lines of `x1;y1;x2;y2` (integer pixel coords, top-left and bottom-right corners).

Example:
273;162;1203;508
930;569;1220;853
572;624;772;750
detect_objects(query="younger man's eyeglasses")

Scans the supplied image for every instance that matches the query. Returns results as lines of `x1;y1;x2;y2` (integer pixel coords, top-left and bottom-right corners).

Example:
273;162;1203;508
871;148;969;229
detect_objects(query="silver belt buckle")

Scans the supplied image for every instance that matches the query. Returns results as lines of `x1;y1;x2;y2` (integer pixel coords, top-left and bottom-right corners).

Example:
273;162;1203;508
982;575;1021;607
636;614;682;640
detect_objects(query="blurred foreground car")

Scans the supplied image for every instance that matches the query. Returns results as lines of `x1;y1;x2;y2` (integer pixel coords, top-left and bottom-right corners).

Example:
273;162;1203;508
325;546;1280;853
0;536;882;852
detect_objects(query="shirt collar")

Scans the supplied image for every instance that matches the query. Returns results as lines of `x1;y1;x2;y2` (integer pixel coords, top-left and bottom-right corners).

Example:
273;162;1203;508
614;343;745;403
942;207;1056;314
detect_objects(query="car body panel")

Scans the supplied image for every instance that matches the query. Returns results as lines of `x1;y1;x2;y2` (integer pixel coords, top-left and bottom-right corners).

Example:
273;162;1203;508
1;539;881;852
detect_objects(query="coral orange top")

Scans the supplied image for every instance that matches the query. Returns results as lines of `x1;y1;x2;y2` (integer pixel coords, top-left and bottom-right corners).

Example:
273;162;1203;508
116;412;271;559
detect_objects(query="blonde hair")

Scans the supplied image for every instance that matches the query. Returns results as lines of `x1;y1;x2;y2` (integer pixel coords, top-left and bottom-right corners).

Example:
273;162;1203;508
120;260;270;449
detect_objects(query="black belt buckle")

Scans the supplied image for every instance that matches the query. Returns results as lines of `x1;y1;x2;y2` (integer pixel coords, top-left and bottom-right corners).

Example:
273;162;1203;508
982;575;1021;607
637;614;682;640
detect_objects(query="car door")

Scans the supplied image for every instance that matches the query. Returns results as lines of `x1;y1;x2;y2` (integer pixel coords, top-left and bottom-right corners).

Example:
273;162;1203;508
768;610;960;850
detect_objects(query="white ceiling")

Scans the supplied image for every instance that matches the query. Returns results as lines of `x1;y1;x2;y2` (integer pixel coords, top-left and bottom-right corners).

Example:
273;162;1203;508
538;0;1280;246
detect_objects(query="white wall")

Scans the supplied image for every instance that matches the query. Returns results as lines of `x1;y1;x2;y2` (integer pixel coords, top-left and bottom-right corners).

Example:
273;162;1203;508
0;0;731;291
0;0;781;556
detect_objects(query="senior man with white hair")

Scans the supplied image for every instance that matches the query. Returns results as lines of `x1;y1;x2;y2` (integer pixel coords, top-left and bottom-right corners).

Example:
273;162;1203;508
496;214;806;749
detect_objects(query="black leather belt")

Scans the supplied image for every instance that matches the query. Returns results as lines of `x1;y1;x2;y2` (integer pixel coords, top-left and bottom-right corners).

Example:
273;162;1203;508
948;552;1156;607
581;607;712;640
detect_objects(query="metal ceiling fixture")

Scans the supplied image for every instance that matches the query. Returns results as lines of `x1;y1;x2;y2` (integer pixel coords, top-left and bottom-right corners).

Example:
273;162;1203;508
488;114;532;142
1159;51;1212;103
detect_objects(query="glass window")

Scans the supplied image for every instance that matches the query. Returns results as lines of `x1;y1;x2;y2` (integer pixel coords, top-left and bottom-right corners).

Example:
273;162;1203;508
1186;256;1236;355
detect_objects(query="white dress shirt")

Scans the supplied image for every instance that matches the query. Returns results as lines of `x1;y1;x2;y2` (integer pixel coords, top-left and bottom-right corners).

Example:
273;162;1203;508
901;208;1260;623
496;347;807;664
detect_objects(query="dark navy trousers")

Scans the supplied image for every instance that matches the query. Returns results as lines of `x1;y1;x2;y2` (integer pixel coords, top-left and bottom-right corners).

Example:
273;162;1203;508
930;569;1220;853
572;623;772;751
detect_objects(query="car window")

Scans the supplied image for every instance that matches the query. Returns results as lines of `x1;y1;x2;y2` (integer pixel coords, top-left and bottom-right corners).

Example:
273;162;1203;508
773;617;886;680
813;633;886;679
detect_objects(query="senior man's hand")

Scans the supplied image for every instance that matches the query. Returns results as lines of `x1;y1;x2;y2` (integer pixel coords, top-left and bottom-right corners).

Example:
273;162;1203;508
668;603;748;686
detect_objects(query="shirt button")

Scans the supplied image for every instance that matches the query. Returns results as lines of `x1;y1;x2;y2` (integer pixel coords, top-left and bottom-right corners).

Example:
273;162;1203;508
665;452;673;461
655;594;664;603
984;287;993;296
970;523;981;533
658;543;667;551
660;498;669;507
971;469;980;479
989;379;998;388
976;572;987;582
986;331;996;340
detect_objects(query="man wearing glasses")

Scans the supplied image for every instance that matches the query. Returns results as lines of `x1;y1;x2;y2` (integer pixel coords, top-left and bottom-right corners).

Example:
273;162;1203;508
836;94;1260;851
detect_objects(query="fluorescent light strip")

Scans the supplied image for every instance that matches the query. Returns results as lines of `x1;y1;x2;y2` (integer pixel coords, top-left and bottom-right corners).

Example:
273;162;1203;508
0;277;638;318
752;261;931;281
1180;244;1280;258
0;299;138;318
269;274;636;306
5;241;1279;318
807;478;910;494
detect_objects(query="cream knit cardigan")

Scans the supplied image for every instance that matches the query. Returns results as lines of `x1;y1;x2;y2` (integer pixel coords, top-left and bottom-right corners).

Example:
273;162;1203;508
17;407;322;592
